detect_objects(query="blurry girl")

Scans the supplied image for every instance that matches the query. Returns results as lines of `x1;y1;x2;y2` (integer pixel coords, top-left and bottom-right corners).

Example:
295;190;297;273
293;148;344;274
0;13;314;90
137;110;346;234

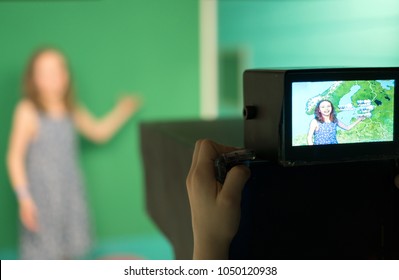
307;100;364;145
7;48;140;259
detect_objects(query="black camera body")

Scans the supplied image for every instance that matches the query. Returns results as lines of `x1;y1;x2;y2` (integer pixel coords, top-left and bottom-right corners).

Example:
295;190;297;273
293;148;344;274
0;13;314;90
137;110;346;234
228;67;399;259
243;67;399;165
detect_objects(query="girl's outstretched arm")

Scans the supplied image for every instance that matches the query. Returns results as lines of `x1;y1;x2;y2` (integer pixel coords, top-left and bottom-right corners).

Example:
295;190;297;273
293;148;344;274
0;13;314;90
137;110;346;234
7;100;39;232
73;95;141;143
307;119;317;145
338;117;365;131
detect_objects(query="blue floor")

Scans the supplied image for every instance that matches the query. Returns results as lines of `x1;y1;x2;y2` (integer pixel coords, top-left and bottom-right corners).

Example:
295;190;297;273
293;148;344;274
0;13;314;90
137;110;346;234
90;234;174;260
0;248;18;260
0;234;174;260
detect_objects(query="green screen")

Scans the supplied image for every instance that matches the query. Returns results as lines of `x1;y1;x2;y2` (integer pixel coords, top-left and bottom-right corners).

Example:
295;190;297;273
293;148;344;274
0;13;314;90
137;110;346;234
0;0;199;259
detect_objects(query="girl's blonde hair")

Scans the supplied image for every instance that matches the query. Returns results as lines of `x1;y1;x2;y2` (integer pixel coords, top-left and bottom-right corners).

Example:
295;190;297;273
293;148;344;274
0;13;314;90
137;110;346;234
23;47;75;112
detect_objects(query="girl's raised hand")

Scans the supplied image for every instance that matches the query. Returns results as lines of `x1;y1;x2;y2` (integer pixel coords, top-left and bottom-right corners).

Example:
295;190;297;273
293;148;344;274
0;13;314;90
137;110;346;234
116;95;142;118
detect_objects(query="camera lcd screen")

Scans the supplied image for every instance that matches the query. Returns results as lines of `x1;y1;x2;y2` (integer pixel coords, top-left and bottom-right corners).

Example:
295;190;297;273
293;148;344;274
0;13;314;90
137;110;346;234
292;80;395;146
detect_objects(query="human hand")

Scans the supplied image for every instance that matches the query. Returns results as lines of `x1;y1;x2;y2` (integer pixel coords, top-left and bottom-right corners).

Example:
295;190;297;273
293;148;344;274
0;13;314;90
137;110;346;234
186;139;251;259
395;175;399;189
19;197;39;232
116;95;142;118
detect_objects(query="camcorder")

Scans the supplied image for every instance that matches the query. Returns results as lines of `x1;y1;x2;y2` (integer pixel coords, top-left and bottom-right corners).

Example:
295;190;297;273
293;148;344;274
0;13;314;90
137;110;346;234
221;68;399;259
244;67;399;165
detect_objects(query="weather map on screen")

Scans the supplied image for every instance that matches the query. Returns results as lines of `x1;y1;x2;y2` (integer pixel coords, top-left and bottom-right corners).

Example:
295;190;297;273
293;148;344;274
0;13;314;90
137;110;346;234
292;80;394;146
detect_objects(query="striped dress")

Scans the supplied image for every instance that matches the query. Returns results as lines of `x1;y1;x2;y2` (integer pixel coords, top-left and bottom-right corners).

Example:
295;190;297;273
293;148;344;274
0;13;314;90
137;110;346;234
21;113;91;259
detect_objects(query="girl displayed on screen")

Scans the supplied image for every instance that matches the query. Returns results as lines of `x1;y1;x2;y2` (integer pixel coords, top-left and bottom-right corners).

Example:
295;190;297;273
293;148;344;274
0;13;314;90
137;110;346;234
292;80;394;146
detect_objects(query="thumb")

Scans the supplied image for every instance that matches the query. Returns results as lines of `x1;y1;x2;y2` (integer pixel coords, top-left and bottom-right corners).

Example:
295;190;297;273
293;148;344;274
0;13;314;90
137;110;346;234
220;165;251;205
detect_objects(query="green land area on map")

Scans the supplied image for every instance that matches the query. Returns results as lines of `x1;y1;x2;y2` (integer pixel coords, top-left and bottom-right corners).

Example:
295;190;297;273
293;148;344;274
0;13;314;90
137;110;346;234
293;80;394;146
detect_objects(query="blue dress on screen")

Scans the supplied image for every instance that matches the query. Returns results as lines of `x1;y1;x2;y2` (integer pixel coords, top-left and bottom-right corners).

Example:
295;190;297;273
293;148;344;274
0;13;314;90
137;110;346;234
313;121;338;145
